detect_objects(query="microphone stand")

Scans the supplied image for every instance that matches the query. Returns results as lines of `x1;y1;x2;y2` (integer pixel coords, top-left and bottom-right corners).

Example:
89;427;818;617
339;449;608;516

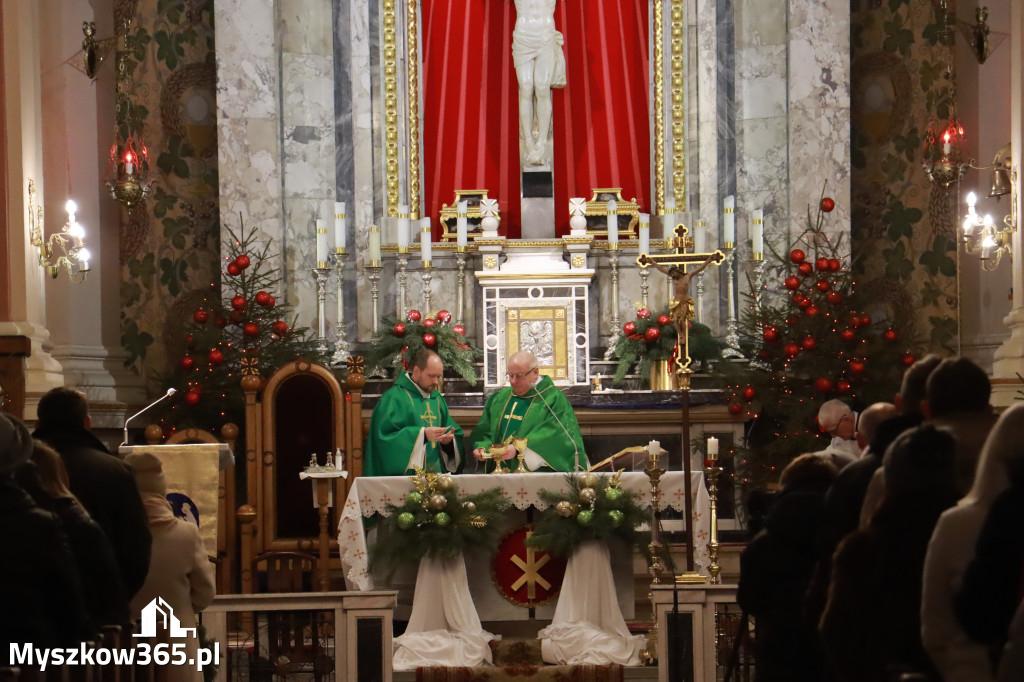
122;388;177;446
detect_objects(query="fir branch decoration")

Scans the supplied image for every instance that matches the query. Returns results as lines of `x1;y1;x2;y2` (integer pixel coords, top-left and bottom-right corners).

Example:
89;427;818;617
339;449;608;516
610;307;723;384
368;309;480;384
527;470;648;557
369;469;508;577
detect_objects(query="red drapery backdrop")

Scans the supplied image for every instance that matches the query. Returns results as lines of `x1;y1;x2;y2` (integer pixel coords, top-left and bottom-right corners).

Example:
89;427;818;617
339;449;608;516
421;0;650;240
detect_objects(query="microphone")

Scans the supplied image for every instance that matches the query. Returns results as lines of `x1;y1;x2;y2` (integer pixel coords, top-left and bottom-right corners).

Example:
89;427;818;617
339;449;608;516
122;388;177;446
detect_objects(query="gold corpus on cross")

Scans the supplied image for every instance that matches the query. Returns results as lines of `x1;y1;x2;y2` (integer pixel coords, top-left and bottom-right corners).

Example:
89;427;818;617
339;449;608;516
510;531;552;601
637;222;725;383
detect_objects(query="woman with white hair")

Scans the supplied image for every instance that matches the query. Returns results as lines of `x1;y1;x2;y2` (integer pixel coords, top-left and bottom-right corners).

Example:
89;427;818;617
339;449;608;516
921;403;1024;682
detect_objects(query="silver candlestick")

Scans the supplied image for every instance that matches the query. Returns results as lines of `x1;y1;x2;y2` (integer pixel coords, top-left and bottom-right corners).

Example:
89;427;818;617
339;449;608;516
456;247;468;324
330;248;350;365
396;249;410;317
367;260;388;378
313;266;331;355
422;260;433;314
604;246;621;360
721;243;743;358
751;254;766;311
639;264;650;310
696;273;705;323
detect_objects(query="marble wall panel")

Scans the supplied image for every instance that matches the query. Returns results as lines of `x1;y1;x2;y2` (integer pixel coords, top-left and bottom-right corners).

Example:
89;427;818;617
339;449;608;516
214;0;278;121
283;125;337;198
217;117;282;228
283;55;336;126
280;0;334;55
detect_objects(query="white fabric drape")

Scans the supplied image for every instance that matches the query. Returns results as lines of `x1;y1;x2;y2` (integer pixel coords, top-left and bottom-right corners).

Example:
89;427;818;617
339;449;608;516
538;540;645;665
392;553;497;670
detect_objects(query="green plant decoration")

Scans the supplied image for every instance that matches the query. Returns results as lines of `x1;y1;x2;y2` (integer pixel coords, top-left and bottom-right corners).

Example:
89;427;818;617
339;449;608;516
369;310;480;384
610;307;723;384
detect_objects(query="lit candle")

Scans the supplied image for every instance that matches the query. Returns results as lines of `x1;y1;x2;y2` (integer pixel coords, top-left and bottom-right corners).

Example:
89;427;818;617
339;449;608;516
397;205;410;250
723;196;736;245
638;213;650;254
420;218;432;263
943;132;952;156
751;209;764;257
606;200;618;245
981;233;996;259
335;201;346;251
457;200;468;247
315;219;328;265
368;225;382;263
966;191;977;215
78;248;91;272
706;436;719;466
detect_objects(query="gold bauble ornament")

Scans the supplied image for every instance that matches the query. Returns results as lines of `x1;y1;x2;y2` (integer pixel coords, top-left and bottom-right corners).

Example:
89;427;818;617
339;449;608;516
461;500;477;511
579;487;597;504
429;494;448;510
436;474;455;491
579;472;599;488
556;500;574;517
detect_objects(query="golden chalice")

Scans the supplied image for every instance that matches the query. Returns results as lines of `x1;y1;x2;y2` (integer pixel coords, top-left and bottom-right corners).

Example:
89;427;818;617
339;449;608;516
511;437;530;473
488;443;509;474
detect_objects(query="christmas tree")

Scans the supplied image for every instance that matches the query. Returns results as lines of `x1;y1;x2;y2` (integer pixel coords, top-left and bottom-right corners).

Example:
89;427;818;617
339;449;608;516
153;219;328;436
717;190;916;487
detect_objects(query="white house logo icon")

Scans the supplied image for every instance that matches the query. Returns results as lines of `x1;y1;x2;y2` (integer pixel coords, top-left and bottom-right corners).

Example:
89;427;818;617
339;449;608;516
133;597;197;638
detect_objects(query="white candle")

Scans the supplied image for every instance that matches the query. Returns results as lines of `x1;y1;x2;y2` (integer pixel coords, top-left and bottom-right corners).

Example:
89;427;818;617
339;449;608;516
606;200;618;244
335;201;347;250
723;196;735;244
751;209;764;256
966;191;977;215
420;218;432;263
368;225;382;263
707;436;719;457
942;133;952;156
638;213;650;254
315;219;328;265
694;220;707;254
336;447;344;471
397;205;410;250
457;200;468;247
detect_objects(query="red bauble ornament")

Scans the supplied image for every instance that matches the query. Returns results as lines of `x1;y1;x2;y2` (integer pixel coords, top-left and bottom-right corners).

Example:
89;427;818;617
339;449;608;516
821;197;835;212
763;325;779;342
657;314;672;326
214;316;227;328
801;336;816;351
231;295;247;310
255;290;273;306
840;328;856;342
423;318;436;328
785;315;799;326
828;258;841;272
226;262;241;276
815;377;833;393
799;298;813;310
235;254;251;269
393;323;406;337
193;309;209;324
637;308;652;319
436;310;452;324
208;349;224;365
229;311;244;324
728;403;743;415
784;342;800;358
784;275;801;290
816;279;831;292
407;309;422;322
860;314;871;327
790;249;806;264
815;257;830;272
850;359;866;375
902;353;916;367
805;305;820;317
422;333;437;347
742;386;756;401
184;334;195;348
792;292;805;305
623;321;637;335
645;327;661;342
838;380;852;393
243;322;259;337
453;324;466;336
184;388;202;406
180;356;195;371
798;262;814;276
272;321;288;336
884;329;898;342
826;291;843;305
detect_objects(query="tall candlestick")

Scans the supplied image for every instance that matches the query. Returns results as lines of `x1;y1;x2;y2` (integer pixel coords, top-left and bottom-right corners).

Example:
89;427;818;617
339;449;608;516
456;200;468;247
368;225;382;264
335;201;347;250
420;218;432;264
751;209;764;258
397;205;410;250
315;219;328;266
638;213;650;254
606;200;618;244
723;196;735;245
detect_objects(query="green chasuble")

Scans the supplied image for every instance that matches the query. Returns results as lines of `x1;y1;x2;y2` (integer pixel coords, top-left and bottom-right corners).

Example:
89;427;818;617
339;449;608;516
470;375;587;472
364;372;463;476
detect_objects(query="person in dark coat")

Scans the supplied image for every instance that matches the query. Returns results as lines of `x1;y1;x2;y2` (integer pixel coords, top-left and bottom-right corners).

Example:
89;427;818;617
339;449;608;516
738;453;838;682
15;440;130;630
32;387;152;599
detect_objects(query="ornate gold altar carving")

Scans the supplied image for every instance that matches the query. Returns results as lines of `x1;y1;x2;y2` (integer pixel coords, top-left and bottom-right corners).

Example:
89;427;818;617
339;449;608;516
653;0;665;214
407;0;421;219
383;0;399;216
439;189;496;241
671;0;686;212
507;306;569;380
583;188;640;238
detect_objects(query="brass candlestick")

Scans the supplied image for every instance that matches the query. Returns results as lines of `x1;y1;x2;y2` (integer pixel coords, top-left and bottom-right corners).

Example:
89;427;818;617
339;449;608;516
313;266;331;355
704;461;723;584
639;444;665;666
604;245;621;360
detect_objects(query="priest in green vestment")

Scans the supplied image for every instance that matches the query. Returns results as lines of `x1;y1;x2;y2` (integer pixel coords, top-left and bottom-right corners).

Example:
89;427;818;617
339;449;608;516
470;351;587;472
364;350;463;476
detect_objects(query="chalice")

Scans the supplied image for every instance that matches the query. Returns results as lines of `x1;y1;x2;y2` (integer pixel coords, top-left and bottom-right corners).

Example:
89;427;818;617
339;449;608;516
488;443;509;474
511;437;529;474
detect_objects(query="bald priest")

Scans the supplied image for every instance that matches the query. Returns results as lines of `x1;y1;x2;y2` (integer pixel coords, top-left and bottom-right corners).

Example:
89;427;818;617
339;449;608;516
470;351;588;472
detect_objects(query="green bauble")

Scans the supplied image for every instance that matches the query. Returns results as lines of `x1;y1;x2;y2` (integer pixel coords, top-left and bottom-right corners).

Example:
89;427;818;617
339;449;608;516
396;512;416;530
434;511;452;527
576;509;594;526
406;491;424;506
604;487;623;505
608;509;624;527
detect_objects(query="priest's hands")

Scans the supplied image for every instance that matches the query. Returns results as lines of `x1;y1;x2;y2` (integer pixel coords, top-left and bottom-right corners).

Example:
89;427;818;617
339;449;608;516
472;447;516;460
425;426;455;444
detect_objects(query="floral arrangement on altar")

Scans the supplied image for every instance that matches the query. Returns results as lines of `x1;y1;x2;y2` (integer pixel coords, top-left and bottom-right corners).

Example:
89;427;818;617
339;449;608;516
369;309;481;384
368;469;507;576
527;471;648;557
610;307;722;384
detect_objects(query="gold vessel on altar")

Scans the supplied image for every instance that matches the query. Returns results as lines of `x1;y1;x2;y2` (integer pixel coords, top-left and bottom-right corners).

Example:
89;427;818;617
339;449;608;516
648;359;679;391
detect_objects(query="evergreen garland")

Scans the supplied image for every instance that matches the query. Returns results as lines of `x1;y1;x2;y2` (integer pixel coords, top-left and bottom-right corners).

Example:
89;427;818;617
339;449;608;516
369;470;507;577
527;471;648;557
610;307;723;384
368;310;480;384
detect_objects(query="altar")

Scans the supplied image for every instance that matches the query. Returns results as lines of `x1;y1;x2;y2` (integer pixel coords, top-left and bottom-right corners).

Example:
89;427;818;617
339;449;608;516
337;471;711;620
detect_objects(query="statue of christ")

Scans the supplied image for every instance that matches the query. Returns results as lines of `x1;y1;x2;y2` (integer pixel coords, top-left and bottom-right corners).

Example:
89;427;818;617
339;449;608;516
512;0;567;168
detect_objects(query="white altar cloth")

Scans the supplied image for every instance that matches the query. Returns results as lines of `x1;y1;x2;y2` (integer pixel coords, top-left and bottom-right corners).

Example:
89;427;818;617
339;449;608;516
338;471;711;591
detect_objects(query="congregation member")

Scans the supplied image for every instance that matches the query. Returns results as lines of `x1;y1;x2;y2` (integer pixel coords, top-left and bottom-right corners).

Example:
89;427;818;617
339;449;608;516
32;387;152;599
470;350;587;472
364;349;463;476
814;399;862;466
922;403;1024;682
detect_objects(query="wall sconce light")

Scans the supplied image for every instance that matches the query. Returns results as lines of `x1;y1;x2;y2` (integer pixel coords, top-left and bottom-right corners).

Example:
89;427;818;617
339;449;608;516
27;180;91;282
962;144;1016;270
